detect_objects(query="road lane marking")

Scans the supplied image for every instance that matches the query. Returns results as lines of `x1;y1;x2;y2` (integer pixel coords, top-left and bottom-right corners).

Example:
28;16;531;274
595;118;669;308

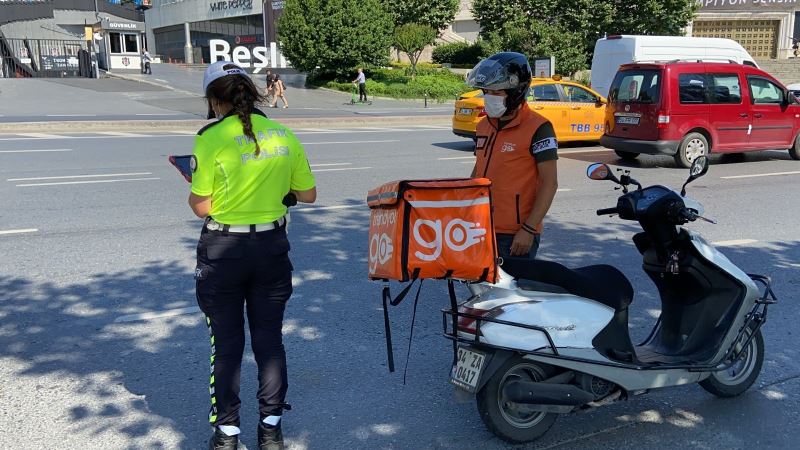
438;156;475;160
556;188;572;192
8;172;153;182
559;148;612;154
17;133;68;139
16;177;160;187
96;132;147;137
0;228;38;236
135;113;182;116
313;167;371;173
721;171;800;180
293;205;363;212
302;139;399;145
310;163;351;167
296;128;338;133
115;306;200;323
712;239;758;247
0;148;72;153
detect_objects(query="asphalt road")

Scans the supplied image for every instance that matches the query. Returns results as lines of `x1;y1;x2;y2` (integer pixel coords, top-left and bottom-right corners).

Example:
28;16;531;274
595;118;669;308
0;126;799;450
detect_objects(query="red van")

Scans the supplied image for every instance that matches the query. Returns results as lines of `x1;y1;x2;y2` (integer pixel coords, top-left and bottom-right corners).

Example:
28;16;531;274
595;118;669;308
600;61;800;167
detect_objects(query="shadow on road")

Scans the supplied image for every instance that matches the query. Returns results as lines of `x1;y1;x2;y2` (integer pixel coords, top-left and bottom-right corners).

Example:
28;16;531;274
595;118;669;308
1;198;798;449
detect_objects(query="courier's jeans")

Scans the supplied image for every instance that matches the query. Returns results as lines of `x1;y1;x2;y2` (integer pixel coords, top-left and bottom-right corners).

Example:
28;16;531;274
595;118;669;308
195;224;293;427
496;233;541;260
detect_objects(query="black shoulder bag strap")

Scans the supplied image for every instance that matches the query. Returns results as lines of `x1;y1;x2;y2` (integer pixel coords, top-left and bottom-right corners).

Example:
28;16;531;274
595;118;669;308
381;268;421;373
447;278;459;366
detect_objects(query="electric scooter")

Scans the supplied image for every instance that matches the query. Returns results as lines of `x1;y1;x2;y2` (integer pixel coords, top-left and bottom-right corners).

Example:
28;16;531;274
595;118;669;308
442;157;777;443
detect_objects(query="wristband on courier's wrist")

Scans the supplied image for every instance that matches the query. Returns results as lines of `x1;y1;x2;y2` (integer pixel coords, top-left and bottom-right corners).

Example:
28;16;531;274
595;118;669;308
521;223;536;235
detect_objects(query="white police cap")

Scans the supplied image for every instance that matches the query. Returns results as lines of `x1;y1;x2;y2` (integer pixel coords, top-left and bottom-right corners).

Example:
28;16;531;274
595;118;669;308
202;60;248;94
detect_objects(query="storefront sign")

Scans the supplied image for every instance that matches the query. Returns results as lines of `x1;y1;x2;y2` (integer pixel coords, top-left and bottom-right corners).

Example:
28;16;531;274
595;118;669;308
210;39;269;73
210;0;253;13
100;19;146;32
698;0;799;11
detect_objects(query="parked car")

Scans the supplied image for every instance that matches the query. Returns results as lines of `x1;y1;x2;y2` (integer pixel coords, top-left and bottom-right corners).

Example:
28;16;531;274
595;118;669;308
600;61;800;168
452;77;607;143
591;35;758;98
789;83;800;100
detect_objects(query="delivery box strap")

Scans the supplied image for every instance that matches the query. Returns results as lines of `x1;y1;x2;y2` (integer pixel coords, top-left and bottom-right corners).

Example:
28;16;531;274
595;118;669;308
381;268;421;374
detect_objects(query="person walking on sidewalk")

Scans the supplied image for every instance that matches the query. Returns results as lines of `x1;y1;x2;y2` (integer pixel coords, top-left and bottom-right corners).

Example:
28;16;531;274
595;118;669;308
467;52;559;260
190;61;316;450
265;70;274;104
269;73;289;109
353;68;367;102
141;49;152;75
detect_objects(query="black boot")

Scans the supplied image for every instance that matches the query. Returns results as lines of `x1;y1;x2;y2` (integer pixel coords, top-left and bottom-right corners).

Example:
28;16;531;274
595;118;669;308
208;428;238;450
258;422;284;450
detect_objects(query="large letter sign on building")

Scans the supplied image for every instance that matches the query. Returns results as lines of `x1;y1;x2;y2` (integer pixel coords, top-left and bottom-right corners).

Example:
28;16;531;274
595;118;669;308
210;39;272;73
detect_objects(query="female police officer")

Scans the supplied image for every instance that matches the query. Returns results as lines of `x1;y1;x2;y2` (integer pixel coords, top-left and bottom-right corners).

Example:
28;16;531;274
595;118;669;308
189;61;316;450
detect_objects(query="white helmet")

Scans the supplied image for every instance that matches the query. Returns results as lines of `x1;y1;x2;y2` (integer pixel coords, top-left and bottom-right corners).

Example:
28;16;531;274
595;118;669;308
202;60;247;94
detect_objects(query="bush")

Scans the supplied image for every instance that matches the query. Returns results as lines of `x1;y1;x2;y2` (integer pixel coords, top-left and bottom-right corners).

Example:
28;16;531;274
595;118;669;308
432;40;494;66
312;66;468;101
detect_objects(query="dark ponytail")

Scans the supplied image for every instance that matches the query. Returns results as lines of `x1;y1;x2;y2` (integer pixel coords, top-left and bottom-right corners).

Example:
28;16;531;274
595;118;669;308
206;64;267;156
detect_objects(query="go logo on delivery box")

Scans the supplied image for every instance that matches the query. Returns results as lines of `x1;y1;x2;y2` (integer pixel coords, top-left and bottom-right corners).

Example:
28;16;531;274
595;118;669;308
413;218;487;261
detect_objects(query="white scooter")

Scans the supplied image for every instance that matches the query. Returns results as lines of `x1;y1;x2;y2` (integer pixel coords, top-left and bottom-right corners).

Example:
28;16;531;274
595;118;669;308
442;157;777;443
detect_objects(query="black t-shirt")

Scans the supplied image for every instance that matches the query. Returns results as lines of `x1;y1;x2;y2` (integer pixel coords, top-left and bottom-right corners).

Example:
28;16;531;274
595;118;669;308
529;122;558;163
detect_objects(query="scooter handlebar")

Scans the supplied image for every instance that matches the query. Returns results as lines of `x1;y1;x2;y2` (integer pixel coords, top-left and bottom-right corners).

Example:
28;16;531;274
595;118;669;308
596;207;619;216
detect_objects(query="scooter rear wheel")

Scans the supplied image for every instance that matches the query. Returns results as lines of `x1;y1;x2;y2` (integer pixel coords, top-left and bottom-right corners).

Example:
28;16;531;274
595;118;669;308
476;357;557;444
700;327;764;398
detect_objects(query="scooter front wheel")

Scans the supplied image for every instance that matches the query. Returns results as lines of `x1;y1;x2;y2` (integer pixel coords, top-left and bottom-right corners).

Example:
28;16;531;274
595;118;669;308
476;357;557;444
700;327;764;398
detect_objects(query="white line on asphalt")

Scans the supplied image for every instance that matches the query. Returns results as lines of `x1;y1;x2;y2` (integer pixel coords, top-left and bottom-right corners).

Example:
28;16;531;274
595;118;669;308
313;167;371;173
438;156;475;160
97;131;147;137
0;148;72;153
135;113;182;116
115;306;200;323
721;171;800;180
8;172;153;182
460;161;476;164
712;239;759;247
153;79;168;83
16;177;160;187
292;128;424;135
0;228;38;236
17;133;68;139
45;114;96;117
310;163;351;167
296;128;338;133
557;188;573;192
293;205;364;212
302;139;399;145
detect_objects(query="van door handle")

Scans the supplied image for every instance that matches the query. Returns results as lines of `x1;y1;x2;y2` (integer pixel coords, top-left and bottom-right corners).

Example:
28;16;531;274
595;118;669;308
739;113;749;118
754;113;763;118
571;106;581;110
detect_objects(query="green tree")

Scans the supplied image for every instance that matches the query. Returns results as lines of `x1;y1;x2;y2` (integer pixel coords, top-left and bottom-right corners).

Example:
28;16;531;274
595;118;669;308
278;0;394;77
394;24;438;79
383;0;459;30
486;19;587;76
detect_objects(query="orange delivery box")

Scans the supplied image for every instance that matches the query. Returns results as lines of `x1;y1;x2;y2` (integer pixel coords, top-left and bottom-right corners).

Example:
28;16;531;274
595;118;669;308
367;178;498;284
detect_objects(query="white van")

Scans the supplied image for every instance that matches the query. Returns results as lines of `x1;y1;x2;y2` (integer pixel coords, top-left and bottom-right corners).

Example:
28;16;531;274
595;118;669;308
590;35;758;97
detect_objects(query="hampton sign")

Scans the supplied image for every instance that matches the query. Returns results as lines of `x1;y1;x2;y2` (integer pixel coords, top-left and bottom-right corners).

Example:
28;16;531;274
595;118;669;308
698;0;799;11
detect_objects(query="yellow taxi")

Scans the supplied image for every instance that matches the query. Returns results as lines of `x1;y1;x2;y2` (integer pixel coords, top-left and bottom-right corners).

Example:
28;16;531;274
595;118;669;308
452;77;608;142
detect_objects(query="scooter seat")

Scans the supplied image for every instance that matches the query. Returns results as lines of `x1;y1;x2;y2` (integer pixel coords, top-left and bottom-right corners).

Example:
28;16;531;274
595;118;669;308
501;258;633;311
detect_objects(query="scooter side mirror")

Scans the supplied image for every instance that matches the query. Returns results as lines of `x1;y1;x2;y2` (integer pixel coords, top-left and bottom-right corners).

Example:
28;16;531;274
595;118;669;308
681;156;709;196
587;163;618;182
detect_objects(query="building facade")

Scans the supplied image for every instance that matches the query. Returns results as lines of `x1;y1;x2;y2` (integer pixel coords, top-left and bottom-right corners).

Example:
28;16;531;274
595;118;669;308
690;0;800;59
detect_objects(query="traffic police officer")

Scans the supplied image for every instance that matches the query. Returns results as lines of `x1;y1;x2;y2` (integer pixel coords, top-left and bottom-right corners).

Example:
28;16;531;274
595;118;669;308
467;52;559;259
189;61;316;450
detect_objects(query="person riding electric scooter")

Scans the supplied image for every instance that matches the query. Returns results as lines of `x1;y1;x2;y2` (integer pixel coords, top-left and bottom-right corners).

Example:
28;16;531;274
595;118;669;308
443;157;777;444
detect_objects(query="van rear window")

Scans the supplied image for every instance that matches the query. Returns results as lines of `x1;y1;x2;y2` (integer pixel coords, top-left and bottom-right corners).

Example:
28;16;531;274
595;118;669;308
610;70;660;104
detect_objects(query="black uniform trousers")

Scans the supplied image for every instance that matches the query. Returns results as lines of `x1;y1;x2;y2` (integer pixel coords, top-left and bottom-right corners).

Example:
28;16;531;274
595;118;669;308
195;223;293;428
358;82;367;102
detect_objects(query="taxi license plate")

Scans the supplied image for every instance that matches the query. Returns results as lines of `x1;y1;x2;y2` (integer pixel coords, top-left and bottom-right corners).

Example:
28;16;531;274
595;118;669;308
616;116;640;125
450;347;485;392
459;108;473;115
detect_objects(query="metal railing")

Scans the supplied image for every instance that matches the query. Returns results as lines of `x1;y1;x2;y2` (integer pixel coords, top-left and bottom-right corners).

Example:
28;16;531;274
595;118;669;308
0;37;93;78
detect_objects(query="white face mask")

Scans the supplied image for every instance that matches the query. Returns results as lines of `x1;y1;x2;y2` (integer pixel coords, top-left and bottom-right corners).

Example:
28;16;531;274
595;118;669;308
483;94;507;118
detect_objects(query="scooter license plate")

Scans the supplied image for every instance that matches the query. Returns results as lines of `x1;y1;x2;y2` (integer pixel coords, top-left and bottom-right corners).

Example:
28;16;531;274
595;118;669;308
450;347;485;393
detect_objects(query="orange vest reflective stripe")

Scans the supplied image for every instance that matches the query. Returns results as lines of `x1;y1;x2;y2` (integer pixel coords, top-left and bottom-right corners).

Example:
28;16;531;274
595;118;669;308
475;103;548;235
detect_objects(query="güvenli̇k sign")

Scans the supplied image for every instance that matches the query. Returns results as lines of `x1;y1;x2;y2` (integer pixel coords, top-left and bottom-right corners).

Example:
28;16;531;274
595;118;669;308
210;39;286;73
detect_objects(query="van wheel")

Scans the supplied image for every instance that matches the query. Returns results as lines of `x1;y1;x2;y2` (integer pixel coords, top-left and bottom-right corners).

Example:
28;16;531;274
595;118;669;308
790;134;800;160
476;358;558;444
675;132;709;169
614;150;639;161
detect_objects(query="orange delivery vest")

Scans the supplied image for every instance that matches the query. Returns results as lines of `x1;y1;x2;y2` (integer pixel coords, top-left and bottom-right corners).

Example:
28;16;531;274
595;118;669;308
474;103;549;235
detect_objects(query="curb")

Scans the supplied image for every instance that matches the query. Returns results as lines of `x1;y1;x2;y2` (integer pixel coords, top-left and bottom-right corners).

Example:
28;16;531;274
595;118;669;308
0;115;452;133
